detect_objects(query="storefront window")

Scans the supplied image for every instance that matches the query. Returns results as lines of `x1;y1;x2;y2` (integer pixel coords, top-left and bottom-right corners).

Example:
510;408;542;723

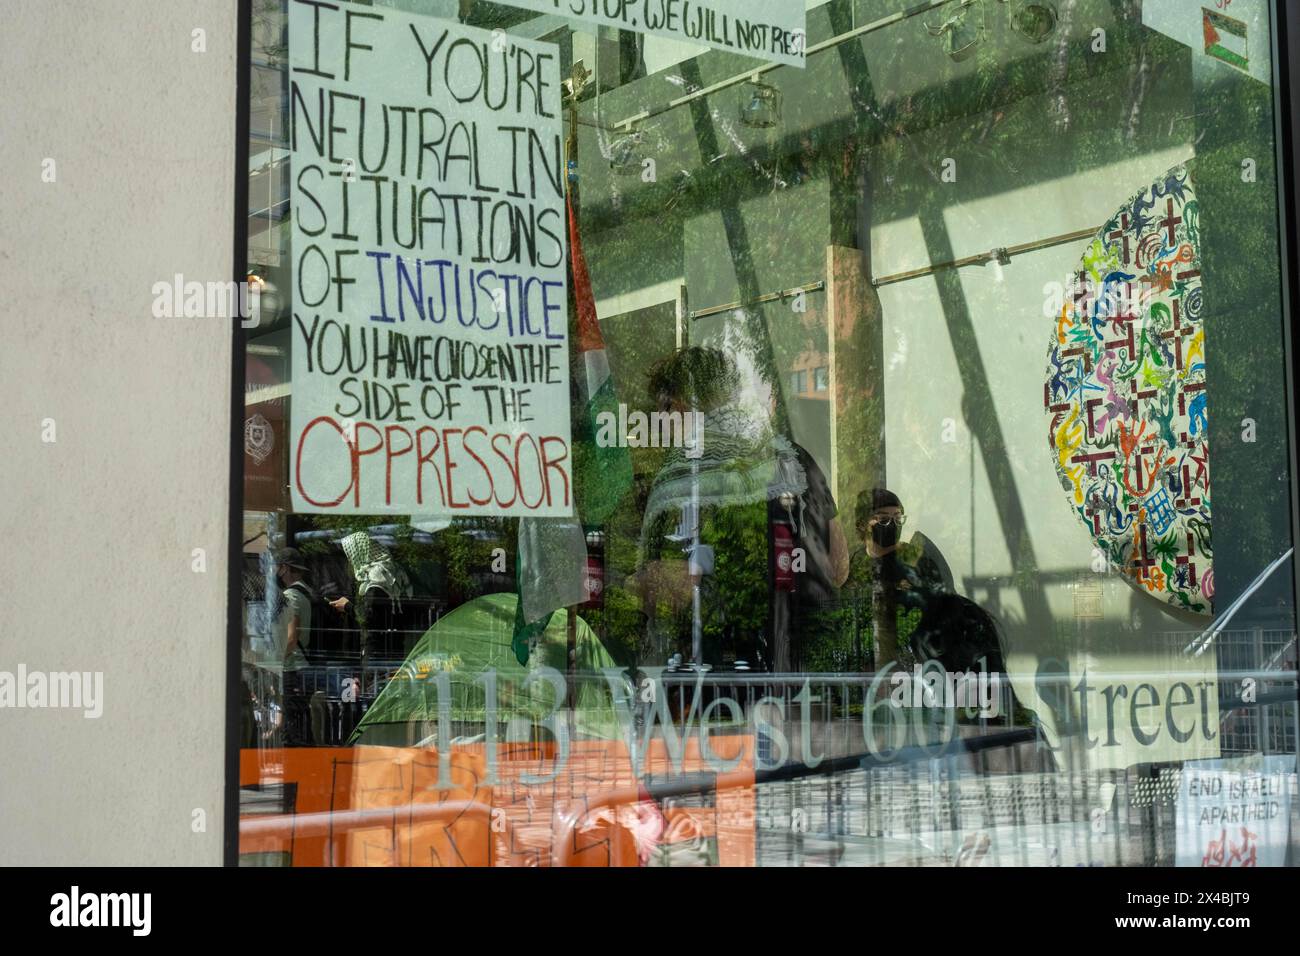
238;0;1300;867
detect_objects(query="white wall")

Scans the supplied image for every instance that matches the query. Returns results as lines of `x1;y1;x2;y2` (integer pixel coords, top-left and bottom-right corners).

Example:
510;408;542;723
0;0;236;864
873;64;1196;638
867;62;1230;767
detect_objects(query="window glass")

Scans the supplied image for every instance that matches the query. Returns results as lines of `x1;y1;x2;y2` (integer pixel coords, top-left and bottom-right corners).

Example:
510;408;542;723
239;0;1300;867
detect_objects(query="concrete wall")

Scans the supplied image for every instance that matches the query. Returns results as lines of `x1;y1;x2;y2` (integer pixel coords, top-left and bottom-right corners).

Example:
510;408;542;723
0;0;236;864
872;63;1196;641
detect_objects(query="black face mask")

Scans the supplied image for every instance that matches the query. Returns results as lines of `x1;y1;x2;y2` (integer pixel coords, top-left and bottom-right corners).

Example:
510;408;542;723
871;521;899;549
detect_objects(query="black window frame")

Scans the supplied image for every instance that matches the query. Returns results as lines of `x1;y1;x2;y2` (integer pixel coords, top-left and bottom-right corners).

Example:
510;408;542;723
222;0;1300;867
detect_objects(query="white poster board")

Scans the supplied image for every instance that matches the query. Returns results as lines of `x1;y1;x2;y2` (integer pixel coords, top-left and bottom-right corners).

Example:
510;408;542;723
496;0;806;67
1176;755;1295;867
1143;0;1272;86
288;1;572;517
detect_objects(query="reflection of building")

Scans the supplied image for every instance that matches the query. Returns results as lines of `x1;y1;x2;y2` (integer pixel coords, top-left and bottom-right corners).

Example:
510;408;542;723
788;361;829;401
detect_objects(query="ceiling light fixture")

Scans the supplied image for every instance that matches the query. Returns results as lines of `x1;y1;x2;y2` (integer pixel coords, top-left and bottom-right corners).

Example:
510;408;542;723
739;78;782;129
925;0;986;62
1006;0;1057;43
608;128;647;175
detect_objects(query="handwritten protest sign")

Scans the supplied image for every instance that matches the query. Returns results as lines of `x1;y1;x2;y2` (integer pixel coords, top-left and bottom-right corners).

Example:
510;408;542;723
1176;756;1295;867
288;1;572;516
496;0;806;67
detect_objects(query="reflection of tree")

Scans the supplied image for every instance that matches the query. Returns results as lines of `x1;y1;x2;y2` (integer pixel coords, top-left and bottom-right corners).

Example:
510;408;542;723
699;504;768;654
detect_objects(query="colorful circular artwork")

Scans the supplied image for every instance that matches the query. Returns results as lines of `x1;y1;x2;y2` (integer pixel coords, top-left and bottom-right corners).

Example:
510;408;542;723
1044;163;1211;614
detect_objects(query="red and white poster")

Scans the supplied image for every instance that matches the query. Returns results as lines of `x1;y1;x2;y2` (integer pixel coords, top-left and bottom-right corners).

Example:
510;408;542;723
1176;756;1295;867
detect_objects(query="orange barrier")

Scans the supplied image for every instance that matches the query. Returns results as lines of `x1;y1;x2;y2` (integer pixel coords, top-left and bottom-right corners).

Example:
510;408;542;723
239;737;755;866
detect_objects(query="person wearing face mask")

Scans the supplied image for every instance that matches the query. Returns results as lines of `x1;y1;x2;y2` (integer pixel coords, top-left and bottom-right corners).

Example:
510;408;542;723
844;488;949;669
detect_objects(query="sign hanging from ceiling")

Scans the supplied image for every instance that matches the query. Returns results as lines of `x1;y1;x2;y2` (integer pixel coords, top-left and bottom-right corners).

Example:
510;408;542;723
287;0;573;516
496;0;806;68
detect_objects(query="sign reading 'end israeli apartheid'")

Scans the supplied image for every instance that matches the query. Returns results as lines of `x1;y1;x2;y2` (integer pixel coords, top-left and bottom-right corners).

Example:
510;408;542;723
288;1;572;516
497;0;806;68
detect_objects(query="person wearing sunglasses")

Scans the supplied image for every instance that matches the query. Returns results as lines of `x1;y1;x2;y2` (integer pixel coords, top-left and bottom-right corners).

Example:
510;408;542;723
847;488;948;670
861;491;907;559
849;488;1004;677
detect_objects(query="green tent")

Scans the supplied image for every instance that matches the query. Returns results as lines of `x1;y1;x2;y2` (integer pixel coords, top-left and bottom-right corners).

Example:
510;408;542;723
350;592;628;745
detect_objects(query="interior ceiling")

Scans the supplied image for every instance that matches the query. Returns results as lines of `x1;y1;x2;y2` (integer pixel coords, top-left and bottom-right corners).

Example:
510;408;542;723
572;0;1130;227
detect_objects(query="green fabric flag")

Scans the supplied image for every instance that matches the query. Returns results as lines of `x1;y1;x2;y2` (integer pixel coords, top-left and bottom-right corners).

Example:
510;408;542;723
510;195;633;664
568;191;633;524
511;545;556;666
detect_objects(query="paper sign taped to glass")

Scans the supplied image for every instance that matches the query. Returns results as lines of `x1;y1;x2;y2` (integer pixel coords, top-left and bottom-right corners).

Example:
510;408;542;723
1142;0;1272;85
1176;755;1295;867
491;0;807;68
287;2;573;516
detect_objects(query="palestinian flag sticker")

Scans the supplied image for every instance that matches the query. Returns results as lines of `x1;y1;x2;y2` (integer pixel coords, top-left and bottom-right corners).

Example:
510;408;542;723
1203;7;1248;73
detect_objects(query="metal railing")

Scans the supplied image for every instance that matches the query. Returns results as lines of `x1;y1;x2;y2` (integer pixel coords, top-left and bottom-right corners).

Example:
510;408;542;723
241;654;1298;866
